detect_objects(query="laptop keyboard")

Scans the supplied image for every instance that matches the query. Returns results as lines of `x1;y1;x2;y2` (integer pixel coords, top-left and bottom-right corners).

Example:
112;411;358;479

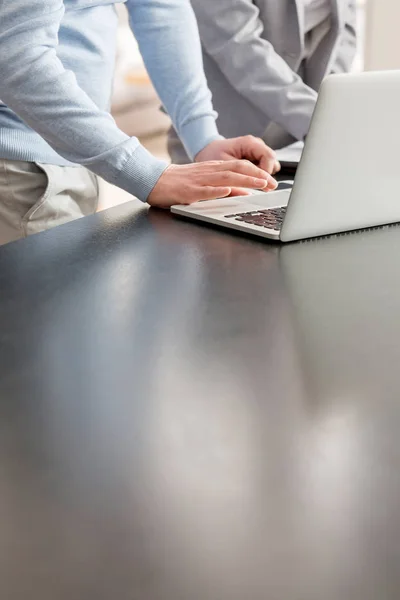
224;206;287;231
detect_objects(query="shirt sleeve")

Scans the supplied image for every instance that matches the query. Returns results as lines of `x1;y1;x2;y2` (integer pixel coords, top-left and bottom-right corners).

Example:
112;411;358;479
189;0;319;141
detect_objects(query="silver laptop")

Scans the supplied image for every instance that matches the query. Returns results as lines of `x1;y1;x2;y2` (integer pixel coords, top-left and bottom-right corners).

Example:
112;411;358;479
171;70;400;243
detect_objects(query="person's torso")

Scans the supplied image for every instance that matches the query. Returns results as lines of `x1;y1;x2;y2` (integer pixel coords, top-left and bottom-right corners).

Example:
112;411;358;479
254;0;340;69
0;0;125;162
0;1;124;122
303;0;332;34
56;1;126;108
199;0;342;143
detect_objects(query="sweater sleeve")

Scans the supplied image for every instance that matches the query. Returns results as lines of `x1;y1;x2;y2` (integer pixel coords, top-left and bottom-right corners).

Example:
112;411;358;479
126;0;223;160
0;0;168;201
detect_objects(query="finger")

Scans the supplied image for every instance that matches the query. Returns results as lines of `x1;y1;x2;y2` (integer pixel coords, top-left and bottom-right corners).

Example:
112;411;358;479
185;186;232;203
206;171;278;191
268;176;278;190
234;161;278;187
272;160;281;174
240;136;278;174
228;188;252;197
258;152;278;174
229;183;279;197
212;159;271;181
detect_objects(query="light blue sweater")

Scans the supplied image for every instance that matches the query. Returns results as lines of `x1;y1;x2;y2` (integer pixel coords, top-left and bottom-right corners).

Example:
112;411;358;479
0;0;222;200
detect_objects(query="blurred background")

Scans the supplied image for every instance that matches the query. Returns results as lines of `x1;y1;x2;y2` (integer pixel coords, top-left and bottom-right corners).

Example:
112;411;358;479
99;0;399;209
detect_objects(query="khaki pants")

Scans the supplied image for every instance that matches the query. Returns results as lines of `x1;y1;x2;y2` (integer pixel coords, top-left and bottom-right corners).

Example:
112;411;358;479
0;160;99;245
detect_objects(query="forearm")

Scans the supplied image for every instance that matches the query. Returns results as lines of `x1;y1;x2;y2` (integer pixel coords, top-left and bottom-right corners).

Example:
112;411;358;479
0;0;167;200
126;0;222;160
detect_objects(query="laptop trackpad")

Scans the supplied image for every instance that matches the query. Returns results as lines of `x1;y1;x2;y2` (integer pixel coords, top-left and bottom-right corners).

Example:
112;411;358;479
249;189;291;208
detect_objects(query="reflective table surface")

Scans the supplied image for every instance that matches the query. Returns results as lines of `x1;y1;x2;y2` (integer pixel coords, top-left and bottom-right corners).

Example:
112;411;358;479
1;200;400;599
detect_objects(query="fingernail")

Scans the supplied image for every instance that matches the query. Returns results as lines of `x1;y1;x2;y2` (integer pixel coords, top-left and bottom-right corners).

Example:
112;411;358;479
255;178;267;187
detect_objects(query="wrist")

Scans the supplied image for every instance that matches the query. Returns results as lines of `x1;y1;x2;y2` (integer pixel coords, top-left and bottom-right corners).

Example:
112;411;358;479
117;144;169;202
178;115;223;160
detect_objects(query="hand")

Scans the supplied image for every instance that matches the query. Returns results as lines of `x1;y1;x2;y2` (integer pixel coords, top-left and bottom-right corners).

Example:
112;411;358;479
147;160;278;209
196;136;281;175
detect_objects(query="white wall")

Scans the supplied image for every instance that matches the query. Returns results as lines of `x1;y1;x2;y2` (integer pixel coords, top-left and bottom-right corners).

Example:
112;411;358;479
365;0;400;70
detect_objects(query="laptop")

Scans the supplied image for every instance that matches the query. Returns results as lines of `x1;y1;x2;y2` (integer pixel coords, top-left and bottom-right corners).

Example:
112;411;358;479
171;70;400;243
275;141;303;171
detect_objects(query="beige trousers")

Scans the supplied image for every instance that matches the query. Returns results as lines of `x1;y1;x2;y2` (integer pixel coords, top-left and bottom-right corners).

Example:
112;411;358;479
0;160;99;245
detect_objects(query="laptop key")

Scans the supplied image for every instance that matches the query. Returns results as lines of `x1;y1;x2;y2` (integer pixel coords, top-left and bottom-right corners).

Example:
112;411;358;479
226;206;287;230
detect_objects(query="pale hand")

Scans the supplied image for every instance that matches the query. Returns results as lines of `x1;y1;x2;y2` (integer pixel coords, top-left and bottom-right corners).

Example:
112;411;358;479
196;136;281;175
148;159;278;209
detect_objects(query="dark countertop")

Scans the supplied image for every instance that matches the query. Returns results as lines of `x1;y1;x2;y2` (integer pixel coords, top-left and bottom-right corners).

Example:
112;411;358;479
1;200;400;599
